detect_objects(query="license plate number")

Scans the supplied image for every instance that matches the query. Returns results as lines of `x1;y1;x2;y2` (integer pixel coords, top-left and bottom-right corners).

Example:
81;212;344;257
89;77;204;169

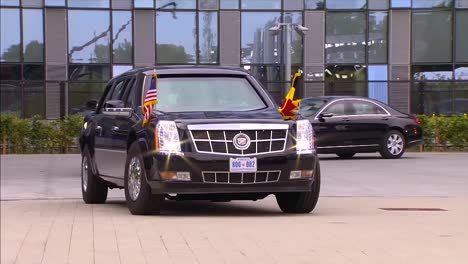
229;157;257;173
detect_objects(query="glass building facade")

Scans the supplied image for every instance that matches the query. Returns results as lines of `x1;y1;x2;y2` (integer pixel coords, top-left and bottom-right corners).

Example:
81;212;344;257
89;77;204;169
1;0;467;118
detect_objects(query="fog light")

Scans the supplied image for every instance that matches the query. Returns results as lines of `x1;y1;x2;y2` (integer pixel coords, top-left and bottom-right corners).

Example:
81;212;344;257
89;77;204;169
302;170;314;178
160;171;176;180
290;170;302;179
176;172;191;181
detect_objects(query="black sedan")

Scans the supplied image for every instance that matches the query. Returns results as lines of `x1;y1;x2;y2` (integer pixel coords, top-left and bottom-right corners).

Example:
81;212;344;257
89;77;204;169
299;96;423;159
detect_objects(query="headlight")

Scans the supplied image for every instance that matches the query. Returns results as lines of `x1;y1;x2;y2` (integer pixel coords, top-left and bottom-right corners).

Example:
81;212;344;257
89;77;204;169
155;121;182;155
296;120;315;154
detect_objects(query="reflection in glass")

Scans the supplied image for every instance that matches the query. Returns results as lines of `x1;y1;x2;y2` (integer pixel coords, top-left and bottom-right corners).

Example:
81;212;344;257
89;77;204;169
220;0;238;9
455;65;468;80
284;0;303;10
0;64;21;80
241;12;281;64
0;0;19;6
134;0;153;8
411;82;454;115
113;11;133;64
68;65;111;81
23;64;44;80
156;12;196;64
199;0;218;9
326;0;367;9
0;81;21;116
24;82;45;118
457;0;468;8
326;12;366;64
0;8;21;62
68;0;110;8
284;12;303;64
45;0;65;6
369;0;389;9
68;10;110;63
325;65;367;96
368;11;388;64
199;12;218;64
156;0;195;9
23;9;44;62
413;0;452;8
456;11;468;62
412;11;452;63
368;65;388;103
391;0;410;7
113;65;132;77
412;65;453;80
69;82;107;114
305;0;325;9
241;0;281;9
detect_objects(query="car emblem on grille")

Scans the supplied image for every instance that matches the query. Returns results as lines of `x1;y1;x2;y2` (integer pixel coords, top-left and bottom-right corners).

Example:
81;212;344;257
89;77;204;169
233;133;251;150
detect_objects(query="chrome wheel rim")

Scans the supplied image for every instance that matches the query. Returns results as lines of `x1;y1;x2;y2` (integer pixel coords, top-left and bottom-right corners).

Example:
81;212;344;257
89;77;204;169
128;157;142;201
387;134;404;156
82;157;88;192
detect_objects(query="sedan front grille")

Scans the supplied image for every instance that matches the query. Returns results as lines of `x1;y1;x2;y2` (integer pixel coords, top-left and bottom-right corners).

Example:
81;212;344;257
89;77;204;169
188;124;289;156
202;171;281;184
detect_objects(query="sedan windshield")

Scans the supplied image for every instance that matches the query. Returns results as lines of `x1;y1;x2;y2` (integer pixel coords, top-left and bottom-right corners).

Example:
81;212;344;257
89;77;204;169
299;98;328;117
145;76;267;112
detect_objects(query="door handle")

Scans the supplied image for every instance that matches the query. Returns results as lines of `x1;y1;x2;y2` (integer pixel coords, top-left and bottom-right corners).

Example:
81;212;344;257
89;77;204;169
382;117;389;121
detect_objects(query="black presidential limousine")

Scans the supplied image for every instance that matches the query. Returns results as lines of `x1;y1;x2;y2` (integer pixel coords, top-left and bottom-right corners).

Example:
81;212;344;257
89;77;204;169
79;66;320;215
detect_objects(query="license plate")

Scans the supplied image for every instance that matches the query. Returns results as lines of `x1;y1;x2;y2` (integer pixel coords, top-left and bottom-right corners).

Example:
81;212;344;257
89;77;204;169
229;157;257;173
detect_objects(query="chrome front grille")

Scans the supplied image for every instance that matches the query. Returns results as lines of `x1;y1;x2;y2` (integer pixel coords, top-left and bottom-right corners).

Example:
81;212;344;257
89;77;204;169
188;124;289;156
202;171;281;184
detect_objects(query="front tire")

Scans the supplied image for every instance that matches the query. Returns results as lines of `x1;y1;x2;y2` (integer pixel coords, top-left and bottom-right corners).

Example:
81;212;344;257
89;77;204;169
380;130;405;159
124;142;164;215
276;163;321;214
81;146;108;204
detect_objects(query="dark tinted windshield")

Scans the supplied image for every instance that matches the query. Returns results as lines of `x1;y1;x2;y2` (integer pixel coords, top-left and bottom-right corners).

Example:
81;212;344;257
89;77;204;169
300;98;328;117
145;76;266;112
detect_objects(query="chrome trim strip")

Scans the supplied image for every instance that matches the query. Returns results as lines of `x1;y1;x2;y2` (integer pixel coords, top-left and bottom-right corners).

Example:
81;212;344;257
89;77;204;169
188;123;289;130
202;170;281;184
317;144;379;149
94;148;127;153
314;98;391;119
409;139;422;144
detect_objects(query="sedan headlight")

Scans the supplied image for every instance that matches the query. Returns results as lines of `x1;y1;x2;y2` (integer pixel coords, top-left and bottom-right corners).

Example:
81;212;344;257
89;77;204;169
296;120;315;154
155;121;182;155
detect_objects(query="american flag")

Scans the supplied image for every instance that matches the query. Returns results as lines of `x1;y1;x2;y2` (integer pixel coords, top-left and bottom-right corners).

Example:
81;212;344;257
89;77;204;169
142;72;158;125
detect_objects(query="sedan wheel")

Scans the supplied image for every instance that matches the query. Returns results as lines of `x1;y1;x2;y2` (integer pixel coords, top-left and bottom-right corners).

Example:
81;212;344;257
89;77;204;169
380;130;405;159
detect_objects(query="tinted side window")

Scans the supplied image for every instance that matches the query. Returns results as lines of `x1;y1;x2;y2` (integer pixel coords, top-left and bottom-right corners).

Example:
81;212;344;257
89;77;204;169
109;79;127;100
123;78;136;108
323;101;347;116
350;100;386;115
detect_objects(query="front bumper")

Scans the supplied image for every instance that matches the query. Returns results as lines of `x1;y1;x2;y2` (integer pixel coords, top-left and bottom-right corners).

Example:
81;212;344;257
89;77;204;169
145;151;318;194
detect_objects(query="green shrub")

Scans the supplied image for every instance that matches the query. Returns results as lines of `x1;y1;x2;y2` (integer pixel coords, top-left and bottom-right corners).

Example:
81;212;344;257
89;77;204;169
417;114;468;151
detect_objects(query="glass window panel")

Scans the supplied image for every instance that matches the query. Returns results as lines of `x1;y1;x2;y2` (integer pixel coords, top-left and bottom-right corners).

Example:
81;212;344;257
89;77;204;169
368;65;388;103
284;12;303;64
326;12;366;64
243;65;282;85
368;11;388;63
412;11;452;63
391;0;410;7
0;81;21;116
199;12;218;64
134;0;153;8
23;9;44;63
68;65;111;81
412;65;453;80
156;12;196;64
326;0;367;9
220;0;238;9
22;0;44;7
456;11;468;62
0;64;21;80
24;82;45;118
112;11;133;64
23;64;44;80
112;0;132;9
241;0;281;9
113;65;133;77
45;0;65;6
0;0;19;6
68;10;110;63
284;0;303;10
1;8;21;62
241;12;281;64
68;0;110;8
325;65;367;96
69;82;107;114
455;65;468;80
156;0;195;9
456;0;468;8
369;0;389;9
305;0;325;9
199;0;219;9
413;0;453;8
410;82;453;114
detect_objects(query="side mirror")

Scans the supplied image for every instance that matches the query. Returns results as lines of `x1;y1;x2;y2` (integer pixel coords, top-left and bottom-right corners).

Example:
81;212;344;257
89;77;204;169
318;112;333;119
102;100;132;118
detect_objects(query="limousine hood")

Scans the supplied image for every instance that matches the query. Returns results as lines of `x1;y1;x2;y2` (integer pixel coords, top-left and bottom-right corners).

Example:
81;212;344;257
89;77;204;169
156;108;290;123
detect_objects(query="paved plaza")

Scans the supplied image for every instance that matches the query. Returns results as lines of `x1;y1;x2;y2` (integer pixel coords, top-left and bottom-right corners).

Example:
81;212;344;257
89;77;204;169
1;153;468;263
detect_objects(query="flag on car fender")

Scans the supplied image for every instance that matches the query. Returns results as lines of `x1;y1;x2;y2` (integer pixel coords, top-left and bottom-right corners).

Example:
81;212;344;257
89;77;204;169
278;72;302;120
143;72;158;125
